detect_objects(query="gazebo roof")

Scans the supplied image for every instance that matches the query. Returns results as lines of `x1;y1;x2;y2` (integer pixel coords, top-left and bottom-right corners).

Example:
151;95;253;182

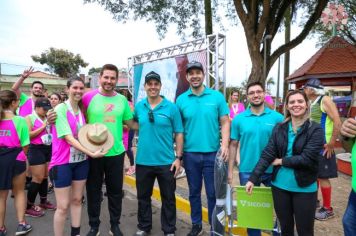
287;36;356;83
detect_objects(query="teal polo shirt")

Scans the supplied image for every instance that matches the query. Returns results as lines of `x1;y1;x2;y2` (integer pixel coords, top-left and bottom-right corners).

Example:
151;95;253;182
176;87;229;152
134;97;183;166
231;107;283;173
272;122;317;192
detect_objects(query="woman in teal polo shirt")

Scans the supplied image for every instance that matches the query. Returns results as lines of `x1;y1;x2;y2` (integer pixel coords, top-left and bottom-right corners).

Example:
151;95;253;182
246;90;324;236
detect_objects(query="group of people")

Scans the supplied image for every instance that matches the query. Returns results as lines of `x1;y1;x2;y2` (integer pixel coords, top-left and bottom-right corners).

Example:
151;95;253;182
0;60;354;236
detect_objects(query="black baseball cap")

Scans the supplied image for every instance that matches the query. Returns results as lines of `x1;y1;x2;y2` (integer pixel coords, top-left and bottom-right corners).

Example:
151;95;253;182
302;78;323;89
186;61;204;73
145;71;161;83
35;97;52;110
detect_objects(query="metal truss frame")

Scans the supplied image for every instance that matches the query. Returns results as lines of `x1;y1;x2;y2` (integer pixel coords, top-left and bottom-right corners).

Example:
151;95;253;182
127;33;226;97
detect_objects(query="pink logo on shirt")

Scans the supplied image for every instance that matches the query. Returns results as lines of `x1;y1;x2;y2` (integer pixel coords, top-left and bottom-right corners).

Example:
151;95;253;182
104;104;115;112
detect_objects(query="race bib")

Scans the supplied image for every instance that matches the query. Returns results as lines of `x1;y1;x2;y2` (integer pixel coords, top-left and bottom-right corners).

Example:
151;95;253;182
41;134;53;146
69;146;86;163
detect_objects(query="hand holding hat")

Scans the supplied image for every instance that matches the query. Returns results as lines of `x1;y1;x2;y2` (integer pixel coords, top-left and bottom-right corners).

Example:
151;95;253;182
78;123;114;158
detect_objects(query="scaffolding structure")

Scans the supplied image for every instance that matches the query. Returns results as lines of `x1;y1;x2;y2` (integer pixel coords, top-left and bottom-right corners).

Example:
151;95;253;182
127;33;226;97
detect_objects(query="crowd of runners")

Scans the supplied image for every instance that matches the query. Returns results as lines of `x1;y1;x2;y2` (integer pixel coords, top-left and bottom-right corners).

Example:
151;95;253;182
0;62;355;236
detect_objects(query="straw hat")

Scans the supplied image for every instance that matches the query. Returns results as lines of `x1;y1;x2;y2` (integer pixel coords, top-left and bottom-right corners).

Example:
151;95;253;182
78;123;114;153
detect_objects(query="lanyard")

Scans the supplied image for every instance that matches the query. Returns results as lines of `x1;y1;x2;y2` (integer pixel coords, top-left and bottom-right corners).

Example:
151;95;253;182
65;101;84;128
32;111;50;134
232;103;239;114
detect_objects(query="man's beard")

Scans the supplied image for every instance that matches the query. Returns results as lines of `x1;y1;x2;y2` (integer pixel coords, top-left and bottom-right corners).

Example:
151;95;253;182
250;101;264;107
32;93;43;98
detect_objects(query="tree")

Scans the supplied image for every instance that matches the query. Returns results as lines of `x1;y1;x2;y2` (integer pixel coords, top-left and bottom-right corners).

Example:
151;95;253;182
31;47;89;78
85;0;328;85
266;77;275;91
88;67;102;75
311;0;355;45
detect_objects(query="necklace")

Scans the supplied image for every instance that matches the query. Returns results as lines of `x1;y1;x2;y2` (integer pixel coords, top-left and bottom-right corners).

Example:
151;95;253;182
3;110;14;114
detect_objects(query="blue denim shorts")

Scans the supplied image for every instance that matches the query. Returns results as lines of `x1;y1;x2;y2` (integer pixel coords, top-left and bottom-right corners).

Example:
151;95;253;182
49;160;89;188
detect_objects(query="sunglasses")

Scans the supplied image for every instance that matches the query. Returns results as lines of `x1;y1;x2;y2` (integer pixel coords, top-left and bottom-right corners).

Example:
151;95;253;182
148;110;154;123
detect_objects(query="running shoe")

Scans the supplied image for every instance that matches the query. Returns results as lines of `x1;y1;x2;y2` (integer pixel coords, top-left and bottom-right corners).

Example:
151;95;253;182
109;225;123;236
39;200;56;210
15;222;32;235
315;207;335;220
133;229;150;236
25;206;45;217
0;226;6;236
187;224;202;236
86;228;100;236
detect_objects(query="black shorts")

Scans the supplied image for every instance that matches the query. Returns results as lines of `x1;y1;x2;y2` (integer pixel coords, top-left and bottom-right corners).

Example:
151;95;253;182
0;148;21;190
318;152;338;179
14;160;26;176
28;144;52;166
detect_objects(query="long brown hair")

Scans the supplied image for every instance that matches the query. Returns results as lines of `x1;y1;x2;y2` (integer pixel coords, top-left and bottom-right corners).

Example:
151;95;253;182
283;90;310;122
228;89;240;108
0;90;18;121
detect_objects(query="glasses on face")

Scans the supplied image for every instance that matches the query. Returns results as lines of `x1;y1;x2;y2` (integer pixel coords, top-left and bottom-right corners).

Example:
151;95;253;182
247;90;264;96
148;110;154;123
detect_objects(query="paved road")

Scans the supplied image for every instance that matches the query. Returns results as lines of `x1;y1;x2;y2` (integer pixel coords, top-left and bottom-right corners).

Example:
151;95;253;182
4;185;192;236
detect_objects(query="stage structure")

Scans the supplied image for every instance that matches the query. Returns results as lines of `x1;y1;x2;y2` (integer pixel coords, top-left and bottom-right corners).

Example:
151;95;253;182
127;33;226;103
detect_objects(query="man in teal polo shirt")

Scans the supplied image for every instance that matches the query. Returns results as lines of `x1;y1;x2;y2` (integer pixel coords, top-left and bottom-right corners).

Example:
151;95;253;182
228;82;283;236
133;71;183;236
176;61;230;236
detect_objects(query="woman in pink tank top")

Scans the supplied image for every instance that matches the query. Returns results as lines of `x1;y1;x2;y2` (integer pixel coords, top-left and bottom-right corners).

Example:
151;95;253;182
0;90;32;235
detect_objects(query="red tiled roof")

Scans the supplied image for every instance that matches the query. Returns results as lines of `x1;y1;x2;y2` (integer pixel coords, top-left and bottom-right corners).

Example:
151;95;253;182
287;36;356;81
29;71;62;79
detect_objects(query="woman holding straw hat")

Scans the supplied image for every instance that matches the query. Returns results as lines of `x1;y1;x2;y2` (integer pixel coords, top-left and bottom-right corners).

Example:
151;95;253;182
49;77;107;236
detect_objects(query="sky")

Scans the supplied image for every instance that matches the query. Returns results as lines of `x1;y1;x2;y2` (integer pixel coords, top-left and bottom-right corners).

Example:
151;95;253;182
0;0;323;95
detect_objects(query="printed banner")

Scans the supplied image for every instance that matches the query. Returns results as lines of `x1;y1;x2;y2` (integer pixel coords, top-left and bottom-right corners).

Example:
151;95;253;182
133;51;207;103
236;186;274;230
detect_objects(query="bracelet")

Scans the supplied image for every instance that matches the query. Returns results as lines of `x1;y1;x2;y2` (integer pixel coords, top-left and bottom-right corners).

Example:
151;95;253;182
175;155;183;161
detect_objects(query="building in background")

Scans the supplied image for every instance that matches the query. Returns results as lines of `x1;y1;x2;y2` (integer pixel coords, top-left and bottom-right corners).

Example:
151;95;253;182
0;70;67;95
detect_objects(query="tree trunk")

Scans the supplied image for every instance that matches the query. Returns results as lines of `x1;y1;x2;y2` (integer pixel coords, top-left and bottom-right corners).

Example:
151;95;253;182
248;57;265;85
204;0;213;35
283;5;291;100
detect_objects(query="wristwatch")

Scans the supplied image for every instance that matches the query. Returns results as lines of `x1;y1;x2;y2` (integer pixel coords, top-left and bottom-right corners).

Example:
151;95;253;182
175;155;183;161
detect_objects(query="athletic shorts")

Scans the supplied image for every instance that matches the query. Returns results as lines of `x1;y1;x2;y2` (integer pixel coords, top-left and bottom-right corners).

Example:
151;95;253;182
49;160;89;188
0;148;21;190
318;152;338;179
14;160;26;176
28;144;52;166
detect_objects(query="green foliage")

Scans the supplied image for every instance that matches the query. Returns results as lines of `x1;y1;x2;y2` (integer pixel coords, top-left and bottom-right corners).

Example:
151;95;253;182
84;0;328;84
31;47;89;78
84;0;230;38
88;67;102;75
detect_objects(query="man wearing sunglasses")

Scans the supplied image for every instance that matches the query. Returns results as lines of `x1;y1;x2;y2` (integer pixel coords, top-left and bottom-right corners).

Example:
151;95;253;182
133;71;183;236
176;61;230;236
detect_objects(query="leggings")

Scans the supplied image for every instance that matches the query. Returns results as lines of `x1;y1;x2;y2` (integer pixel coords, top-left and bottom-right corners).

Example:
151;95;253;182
272;186;317;236
126;130;135;166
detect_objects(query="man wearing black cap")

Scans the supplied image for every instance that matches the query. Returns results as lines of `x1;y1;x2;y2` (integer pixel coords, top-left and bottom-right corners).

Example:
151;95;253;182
133;71;183;236
176;61;230;236
303;78;341;220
